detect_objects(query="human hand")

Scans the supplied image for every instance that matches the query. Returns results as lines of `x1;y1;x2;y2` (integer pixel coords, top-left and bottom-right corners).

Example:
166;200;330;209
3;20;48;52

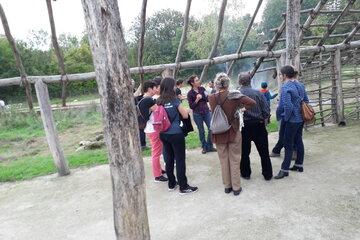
196;94;202;100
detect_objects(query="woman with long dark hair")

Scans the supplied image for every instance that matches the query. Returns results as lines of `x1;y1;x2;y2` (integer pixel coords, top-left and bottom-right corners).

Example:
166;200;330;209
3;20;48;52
274;65;309;179
157;77;198;194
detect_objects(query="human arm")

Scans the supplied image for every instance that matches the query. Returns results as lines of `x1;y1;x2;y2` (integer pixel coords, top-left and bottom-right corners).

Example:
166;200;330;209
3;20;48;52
270;93;278;99
178;105;190;119
283;90;294;122
259;94;270;119
238;96;256;109
187;90;198;109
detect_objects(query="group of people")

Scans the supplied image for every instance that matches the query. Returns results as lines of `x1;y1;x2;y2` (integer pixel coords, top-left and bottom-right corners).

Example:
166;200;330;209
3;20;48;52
135;64;309;196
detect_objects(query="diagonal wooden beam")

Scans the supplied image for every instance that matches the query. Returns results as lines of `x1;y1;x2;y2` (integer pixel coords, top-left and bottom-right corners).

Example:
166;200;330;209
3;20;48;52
299;0;328;41
304;0;356;66
173;0;192;78
0;3;33;110
343;22;360;44
46;0;68;107
226;0;263;76
199;0;227;82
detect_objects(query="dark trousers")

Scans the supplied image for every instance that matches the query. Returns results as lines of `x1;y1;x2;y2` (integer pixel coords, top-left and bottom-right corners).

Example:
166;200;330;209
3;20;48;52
280;122;304;172
139;128;146;147
193;112;213;151
241;120;273;179
160;133;188;190
272;120;285;154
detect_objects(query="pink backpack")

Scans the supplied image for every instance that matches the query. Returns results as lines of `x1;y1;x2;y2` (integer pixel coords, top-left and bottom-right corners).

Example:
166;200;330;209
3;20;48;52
152;105;171;132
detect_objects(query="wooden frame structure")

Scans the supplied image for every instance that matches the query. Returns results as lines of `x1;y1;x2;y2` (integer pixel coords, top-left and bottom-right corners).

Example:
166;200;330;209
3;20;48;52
0;0;360;239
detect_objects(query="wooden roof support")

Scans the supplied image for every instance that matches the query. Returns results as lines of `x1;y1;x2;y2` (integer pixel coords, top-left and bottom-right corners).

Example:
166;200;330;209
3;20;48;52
199;0;227;82
307;21;359;28
2;40;360;87
304;0;356;66
226;0;263;76
0;3;33;110
46;0;68;107
173;0;192;78
282;9;360;16
137;0;147;90
81;0;150;238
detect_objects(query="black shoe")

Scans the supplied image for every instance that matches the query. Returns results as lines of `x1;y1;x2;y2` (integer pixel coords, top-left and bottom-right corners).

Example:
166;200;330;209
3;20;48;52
264;176;272;181
233;187;243;196
225;187;232;194
289;165;303;172
161;169;166;175
179;185;198;195
154;175;168;182
208;147;217;152
201;149;207;154
274;171;289;179
241;175;250;180
168;182;178;191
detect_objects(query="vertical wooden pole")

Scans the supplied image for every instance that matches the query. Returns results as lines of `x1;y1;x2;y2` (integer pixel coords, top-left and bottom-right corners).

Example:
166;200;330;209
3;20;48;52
46;0;68;107
318;53;325;126
285;0;301;70
331;52;338;123
334;48;345;125
137;0;147;92
173;0;192;78
199;0;227;82
0;3;33;110
355;68;359;120
34;80;70;176
81;0;150;239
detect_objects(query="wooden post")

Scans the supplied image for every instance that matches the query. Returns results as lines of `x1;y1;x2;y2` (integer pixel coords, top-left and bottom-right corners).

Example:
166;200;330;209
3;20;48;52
34;80;70;176
355;68;359;120
137;0;147;91
0;3;33;110
333;49;345;125
81;0;150;239
285;0;301;70
276;52;286;95
199;0;227;82
46;0;68;107
173;0;192;78
318;53;325;126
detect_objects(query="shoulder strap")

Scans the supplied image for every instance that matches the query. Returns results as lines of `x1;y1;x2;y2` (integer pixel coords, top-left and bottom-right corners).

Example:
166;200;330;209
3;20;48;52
216;93;228;106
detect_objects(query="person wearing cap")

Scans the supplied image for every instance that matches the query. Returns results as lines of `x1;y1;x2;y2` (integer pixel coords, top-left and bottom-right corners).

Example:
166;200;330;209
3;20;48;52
187;75;216;154
209;73;256;195
260;82;278;106
238;72;273;181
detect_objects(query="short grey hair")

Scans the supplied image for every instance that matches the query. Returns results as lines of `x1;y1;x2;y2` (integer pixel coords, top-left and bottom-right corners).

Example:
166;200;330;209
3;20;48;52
214;72;230;90
238;72;251;86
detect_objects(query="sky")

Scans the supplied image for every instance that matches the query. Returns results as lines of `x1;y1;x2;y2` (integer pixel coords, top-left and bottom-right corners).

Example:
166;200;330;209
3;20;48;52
0;0;266;41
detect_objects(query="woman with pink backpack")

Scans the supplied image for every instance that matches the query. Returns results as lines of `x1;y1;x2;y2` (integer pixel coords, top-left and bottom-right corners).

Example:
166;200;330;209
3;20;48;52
156;77;198;195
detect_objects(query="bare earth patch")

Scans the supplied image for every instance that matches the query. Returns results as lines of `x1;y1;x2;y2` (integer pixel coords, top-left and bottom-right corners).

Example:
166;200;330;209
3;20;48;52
0;124;359;240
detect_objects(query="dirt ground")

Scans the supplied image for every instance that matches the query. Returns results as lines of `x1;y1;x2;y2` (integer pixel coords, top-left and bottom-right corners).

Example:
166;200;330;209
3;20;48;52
0;124;359;240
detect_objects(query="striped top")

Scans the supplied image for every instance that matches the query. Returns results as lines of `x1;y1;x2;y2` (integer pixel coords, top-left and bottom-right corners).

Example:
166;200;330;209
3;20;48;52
239;86;270;121
276;80;309;123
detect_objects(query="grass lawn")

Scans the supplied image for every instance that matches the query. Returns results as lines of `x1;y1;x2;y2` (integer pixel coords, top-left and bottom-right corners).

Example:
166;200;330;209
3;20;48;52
0;99;279;182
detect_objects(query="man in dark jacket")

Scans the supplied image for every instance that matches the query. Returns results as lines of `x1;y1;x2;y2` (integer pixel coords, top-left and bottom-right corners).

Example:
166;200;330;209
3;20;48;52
238;73;273;181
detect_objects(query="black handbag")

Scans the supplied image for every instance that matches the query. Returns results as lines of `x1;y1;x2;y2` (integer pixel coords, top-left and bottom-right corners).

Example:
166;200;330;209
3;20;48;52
180;114;194;137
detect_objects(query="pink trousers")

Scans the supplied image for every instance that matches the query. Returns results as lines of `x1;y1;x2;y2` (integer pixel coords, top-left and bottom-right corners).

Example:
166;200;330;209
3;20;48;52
147;132;163;177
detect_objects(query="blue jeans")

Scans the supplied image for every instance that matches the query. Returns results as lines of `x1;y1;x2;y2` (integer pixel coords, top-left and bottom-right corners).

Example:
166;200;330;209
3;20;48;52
280;122;304;172
193;112;213;151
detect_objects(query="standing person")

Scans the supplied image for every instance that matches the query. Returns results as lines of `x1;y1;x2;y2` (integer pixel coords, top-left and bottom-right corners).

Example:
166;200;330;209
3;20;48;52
157;77;198;194
209;73;256;195
187;75;216;154
260;82;278;106
135;92;147;150
175;79;185;101
140;81;168;182
274;65;309;179
238;73;273;181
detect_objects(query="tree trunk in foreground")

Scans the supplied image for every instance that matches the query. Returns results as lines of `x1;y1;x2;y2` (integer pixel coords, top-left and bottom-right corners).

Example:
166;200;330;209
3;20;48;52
81;0;150;239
